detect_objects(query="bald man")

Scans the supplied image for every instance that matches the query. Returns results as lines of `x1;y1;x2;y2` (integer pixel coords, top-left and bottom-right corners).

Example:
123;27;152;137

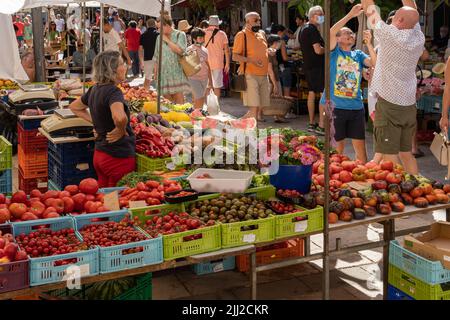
362;0;424;175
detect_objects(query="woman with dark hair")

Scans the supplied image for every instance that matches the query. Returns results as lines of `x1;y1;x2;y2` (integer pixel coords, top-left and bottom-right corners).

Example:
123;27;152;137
154;14;190;104
46;21;59;44
69;51;135;187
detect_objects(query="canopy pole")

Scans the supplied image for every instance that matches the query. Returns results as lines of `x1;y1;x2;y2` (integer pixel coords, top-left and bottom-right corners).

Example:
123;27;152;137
100;3;104;52
31;7;45;82
156;0;165;114
322;0;331;301
82;2;86;94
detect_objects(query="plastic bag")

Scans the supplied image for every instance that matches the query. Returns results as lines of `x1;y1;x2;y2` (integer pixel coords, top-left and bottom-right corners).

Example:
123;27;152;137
205;90;220;116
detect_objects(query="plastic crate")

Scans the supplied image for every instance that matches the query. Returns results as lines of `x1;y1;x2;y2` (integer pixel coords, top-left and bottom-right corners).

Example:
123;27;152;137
390;240;450;285
417;95;442;114
48;141;95;164
19;118;44;130
274;206;323;239
245;185;276;200
192;256;235;275
17;124;47;153
48;153;96;190
18;145;48;176
136;153;172;173
48;179;60;191
388;264;450;300
18;168;48;194
0;136;12;171
73;210;163;274
387;285;414;300
221;216;275;248
12;217;99;286
130;203;184;219
0;169;12;195
236;238;304;272
0;224;30;294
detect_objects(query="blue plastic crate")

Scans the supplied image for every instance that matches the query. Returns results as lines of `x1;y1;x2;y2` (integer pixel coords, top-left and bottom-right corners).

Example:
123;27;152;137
48;153;96;190
12;216;99;286
417;95;442;114
48;141;95;164
389;240;450;285
192;256;235;275
0;169;12;195
73;210;163;274
387;285;414;300
19;118;44;130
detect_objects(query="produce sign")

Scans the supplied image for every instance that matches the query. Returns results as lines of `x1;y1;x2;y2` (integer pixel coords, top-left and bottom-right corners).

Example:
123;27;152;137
0;230;27;264
15;228;89;260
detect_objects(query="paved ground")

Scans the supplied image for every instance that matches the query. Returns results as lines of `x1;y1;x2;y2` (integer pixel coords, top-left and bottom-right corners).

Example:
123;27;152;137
12;92;448;300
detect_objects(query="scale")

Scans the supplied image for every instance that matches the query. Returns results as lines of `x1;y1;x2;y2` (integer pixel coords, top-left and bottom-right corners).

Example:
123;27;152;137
8;83;58;115
41;108;94;138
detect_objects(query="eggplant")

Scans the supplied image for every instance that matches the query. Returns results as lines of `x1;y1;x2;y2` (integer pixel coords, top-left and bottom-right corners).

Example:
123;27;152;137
146;115;154;123
137;112;145;122
353;209;366;220
160;119;170;127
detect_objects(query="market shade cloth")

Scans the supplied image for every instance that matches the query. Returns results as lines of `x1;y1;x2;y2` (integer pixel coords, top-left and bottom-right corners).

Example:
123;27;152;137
0;13;29;81
22;0;170;17
172;0;230;9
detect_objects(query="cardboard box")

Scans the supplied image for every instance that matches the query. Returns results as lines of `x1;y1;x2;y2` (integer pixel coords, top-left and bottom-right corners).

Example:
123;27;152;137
404;222;450;270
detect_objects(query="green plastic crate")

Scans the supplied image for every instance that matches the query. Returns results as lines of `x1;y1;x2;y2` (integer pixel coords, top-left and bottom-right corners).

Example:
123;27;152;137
130;203;184;221
113;273;152;300
274;206;323;239
162;224;221;260
245;185;276;200
0;136;12;171
388;264;450;300
221;216;275;248
136;154;172;173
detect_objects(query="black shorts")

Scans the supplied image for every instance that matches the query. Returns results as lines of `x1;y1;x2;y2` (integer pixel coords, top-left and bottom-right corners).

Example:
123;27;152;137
334;108;366;141
304;67;324;93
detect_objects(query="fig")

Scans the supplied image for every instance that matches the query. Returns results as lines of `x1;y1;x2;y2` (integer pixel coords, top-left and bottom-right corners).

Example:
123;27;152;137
338;196;354;211
338;189;352;198
391;202;406;212
425;194;437;205
330;201;345;215
400;181;415;193
401;193;414;205
388;184;401;194
353;208;366;220
413;197;429;208
339;210;353;222
377;203;392;215
363;205;377;217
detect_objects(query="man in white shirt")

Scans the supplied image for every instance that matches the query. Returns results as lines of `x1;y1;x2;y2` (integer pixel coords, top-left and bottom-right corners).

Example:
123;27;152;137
55;14;65;32
102;18;131;65
67;11;79;31
362;0;424;174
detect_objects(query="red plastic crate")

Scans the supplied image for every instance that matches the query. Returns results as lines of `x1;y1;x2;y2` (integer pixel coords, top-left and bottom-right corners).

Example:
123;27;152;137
0;224;30;294
18;145;48;176
17;124;47;153
18;168;48;194
236;238;304;272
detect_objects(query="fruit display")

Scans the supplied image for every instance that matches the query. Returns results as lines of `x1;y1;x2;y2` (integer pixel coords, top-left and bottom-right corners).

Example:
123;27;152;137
117;179;182;208
140;212;213;237
0;79;18;90
0;229;28;264
267;201;298;214
160;111;191;123
15;228;88;259
187;194;273;224
132;121;175;158
79;215;148;252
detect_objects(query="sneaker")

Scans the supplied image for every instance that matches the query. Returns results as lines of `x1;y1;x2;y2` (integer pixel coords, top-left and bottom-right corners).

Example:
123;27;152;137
315;126;325;136
307;123;317;132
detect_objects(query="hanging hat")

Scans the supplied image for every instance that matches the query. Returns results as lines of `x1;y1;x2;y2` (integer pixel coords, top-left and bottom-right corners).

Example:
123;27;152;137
177;20;192;32
208;15;222;26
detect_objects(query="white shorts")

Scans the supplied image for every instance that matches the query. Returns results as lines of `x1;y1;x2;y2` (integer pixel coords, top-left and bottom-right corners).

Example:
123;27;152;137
144;60;155;81
211;69;224;89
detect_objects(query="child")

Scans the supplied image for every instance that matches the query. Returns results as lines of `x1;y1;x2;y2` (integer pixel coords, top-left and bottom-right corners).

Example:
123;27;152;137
187;28;213;109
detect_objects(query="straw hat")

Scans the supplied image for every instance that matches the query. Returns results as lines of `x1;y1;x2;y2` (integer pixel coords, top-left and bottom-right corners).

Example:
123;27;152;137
208;15;222;26
177;20;192;32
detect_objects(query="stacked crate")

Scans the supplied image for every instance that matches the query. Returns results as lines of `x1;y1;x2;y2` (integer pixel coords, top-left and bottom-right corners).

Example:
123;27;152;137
0;136;13;195
48;140;96;190
17;119;48;194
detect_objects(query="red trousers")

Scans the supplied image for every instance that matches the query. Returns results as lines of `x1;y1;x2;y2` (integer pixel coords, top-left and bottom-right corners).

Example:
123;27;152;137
93;150;135;188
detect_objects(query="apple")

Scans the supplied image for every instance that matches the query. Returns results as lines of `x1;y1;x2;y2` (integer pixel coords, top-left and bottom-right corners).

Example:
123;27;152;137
380;160;394;172
339;170;353;183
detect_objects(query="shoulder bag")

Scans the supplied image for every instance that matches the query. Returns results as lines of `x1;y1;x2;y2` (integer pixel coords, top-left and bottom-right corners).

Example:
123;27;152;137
430;131;449;166
230;32;247;92
176;32;202;77
205;28;219;48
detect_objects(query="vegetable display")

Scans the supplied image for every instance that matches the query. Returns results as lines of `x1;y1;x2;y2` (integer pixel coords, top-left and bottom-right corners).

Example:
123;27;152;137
132;122;175;158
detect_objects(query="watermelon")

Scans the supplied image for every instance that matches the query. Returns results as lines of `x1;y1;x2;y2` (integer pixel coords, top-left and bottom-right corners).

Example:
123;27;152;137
229;118;257;130
86;277;137;300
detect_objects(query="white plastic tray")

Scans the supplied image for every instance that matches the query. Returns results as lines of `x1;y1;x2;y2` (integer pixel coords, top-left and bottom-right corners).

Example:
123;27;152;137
187;168;255;193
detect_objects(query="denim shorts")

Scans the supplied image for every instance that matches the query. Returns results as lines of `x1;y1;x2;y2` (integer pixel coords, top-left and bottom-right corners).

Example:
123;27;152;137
279;66;292;89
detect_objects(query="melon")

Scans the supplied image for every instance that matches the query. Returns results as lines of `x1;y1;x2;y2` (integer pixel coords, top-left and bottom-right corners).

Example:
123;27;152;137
86;276;137;300
432;63;446;75
229;118;257;130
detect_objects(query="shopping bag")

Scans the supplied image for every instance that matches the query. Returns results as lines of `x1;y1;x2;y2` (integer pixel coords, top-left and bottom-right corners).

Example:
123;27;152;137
430;132;449;166
206;90;220;115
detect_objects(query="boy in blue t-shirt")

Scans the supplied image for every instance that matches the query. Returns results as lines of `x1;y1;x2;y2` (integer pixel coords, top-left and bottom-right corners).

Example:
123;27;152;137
319;4;377;163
